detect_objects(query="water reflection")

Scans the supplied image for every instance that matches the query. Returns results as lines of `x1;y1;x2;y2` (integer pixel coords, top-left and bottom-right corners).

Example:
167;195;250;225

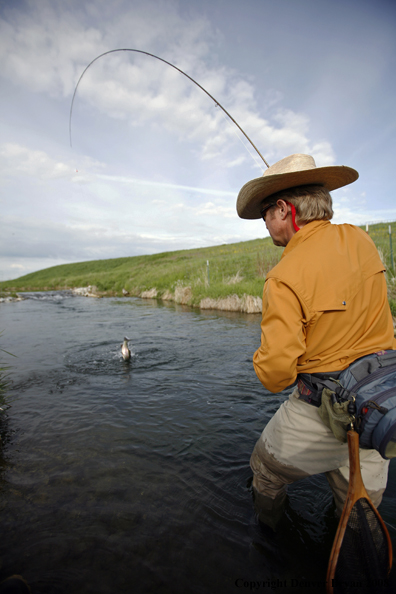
0;292;395;593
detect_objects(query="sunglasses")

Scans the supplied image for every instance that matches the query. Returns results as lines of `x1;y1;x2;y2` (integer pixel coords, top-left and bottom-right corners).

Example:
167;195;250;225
260;200;300;231
260;202;277;221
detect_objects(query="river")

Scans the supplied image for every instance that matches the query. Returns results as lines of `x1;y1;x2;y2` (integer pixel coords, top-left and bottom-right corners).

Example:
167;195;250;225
0;292;395;593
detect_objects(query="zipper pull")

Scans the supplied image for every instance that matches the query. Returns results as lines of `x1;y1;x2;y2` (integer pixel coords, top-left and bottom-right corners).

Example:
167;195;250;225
367;401;388;415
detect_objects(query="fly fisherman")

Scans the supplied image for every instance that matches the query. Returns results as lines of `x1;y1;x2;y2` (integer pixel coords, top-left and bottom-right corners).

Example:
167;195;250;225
237;153;396;530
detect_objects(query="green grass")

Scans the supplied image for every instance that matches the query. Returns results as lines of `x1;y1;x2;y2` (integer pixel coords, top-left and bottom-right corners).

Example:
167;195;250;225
0;237;282;305
364;222;396;270
1;221;396;312
364;222;396;308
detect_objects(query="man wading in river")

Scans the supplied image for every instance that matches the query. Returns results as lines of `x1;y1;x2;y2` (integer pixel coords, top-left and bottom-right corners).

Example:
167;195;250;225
237;153;396;530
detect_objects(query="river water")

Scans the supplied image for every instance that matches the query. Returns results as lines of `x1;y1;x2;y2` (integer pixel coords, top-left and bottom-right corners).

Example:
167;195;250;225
0;292;395;594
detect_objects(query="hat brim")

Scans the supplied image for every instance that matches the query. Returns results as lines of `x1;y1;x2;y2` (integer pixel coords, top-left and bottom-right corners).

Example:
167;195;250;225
237;165;359;219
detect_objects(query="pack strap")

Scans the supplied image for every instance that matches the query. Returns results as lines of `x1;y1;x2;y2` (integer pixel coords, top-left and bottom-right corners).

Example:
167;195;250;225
297;351;396;408
297;372;342;407
347;350;396;383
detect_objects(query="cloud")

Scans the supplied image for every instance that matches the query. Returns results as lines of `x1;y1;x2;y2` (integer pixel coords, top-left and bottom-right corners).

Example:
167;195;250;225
194;201;235;218
1;215;171;262
0;0;335;170
0;142;103;180
0;205;266;281
0;257;72;281
4;0;394;284
97;174;236;197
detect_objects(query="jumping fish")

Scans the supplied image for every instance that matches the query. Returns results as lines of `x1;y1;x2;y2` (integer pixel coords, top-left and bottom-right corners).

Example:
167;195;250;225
121;337;131;361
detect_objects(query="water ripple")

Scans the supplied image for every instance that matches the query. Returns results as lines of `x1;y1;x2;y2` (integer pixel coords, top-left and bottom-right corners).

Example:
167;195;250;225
0;293;395;593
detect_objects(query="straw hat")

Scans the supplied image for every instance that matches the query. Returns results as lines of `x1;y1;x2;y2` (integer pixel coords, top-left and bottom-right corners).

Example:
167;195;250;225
236;153;359;220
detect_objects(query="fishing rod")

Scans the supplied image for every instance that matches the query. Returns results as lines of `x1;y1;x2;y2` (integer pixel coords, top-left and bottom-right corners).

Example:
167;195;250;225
69;48;270;168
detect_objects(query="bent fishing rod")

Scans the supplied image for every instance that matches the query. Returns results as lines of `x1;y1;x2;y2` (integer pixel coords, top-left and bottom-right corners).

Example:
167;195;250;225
69;48;270;169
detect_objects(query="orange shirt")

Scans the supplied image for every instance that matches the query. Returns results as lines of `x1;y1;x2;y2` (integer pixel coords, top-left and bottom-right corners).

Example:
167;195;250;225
253;220;396;393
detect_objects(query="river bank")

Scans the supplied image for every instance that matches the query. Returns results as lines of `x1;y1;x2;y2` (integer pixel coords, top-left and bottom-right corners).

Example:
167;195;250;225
2;287;396;329
0;237;273;312
1;285;263;314
0;286;263;315
2;224;396;316
0;292;24;304
70;285;264;314
132;285;263;314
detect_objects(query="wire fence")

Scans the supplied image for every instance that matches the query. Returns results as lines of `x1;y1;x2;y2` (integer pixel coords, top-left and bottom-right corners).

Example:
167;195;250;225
364;219;396;226
364;222;395;270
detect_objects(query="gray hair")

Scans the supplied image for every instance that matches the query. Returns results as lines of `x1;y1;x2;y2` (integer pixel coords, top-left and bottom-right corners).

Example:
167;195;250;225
264;184;333;223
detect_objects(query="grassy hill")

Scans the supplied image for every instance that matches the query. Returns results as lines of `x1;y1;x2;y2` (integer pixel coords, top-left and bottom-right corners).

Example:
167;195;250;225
1;222;396;315
1;237;281;310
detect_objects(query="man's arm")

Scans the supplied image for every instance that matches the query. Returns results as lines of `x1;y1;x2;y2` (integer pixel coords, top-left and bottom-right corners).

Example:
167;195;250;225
253;277;306;393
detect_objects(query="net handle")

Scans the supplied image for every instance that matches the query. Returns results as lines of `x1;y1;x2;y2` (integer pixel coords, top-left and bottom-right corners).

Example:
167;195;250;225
326;430;393;593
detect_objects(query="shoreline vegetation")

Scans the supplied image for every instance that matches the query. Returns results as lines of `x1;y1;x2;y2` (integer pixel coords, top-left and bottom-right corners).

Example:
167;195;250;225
1;223;396;320
1;236;279;314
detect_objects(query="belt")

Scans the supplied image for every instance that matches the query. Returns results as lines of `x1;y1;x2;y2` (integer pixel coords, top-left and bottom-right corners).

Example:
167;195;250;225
297;371;342;408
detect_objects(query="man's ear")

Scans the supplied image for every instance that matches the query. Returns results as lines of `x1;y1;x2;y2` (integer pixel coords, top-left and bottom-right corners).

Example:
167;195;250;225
276;199;289;221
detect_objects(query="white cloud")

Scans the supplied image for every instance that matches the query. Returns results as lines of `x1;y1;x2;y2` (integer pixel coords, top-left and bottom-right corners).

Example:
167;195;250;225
0;142;103;180
0;0;394;283
97;174;235;196
194;201;235;218
0;0;335;170
311;142;336;167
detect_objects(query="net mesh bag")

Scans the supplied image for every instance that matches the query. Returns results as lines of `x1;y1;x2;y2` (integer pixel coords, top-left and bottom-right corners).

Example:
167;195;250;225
333;498;389;594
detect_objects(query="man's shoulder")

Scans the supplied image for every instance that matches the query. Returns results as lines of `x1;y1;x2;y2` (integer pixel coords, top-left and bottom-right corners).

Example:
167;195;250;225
265;221;382;285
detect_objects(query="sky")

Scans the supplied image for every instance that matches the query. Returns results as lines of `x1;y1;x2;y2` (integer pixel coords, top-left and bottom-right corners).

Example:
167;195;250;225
0;0;395;281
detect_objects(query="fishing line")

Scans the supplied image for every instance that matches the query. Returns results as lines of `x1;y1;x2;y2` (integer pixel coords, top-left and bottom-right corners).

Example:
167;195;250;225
69;48;270;168
214;104;266;172
384;520;396;532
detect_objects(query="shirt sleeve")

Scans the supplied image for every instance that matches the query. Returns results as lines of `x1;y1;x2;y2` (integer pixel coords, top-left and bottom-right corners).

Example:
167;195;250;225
253;277;307;393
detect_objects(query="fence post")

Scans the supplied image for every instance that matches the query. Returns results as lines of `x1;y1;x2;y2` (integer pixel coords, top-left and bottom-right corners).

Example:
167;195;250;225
207;260;210;286
390;225;394;270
